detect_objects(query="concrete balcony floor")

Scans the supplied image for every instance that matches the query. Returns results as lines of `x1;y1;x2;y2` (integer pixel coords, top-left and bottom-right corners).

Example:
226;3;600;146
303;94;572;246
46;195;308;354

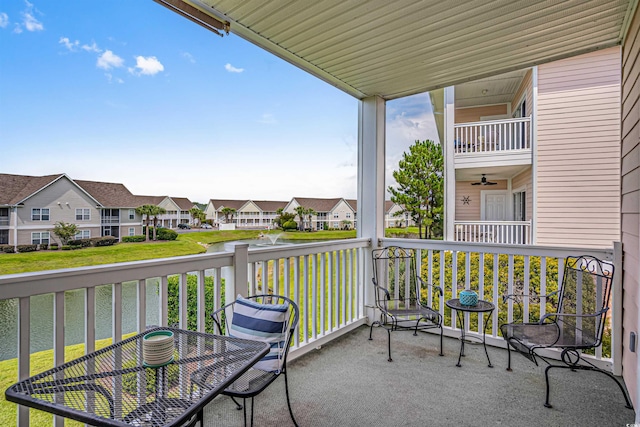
203;325;634;426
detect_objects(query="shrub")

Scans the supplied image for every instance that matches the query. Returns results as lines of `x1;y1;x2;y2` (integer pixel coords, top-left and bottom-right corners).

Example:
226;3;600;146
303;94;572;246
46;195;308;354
282;220;297;231
94;236;117;246
68;239;83;248
49;243;59;250
17;244;38;253
157;228;178;241
0;244;15;253
61;245;71;250
122;235;146;243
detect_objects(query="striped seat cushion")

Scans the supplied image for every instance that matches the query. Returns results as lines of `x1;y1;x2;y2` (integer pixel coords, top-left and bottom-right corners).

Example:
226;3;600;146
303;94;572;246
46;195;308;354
230;295;289;373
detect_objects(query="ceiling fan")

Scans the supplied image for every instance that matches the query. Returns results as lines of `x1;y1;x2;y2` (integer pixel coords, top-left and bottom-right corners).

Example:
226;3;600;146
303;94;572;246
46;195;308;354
471;174;497;186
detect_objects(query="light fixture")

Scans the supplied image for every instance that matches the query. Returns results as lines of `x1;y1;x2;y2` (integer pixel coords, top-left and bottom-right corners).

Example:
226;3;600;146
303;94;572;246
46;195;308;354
154;0;230;37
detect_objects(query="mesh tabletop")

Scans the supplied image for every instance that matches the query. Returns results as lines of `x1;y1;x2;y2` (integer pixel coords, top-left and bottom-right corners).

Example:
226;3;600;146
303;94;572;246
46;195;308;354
5;327;269;427
446;298;495;313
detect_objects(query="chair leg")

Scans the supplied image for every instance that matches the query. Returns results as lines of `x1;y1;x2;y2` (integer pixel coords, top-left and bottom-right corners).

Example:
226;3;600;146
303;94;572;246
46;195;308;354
284;370;300;427
544;364;633;409
505;341;512;372
386;329;392;362
439;326;444;356
230;396;243;410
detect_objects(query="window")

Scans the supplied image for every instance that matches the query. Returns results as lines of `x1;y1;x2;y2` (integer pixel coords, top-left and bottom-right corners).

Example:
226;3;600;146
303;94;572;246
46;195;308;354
333;213;339;219
76;208;90;221
346;213;351;219
74;230;90;240
31;208;50;221
31;231;50;245
128;227;135;236
128;209;135;220
0;230;8;245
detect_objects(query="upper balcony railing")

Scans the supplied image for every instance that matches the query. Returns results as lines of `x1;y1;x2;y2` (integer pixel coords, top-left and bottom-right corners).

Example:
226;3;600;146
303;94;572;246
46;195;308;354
0;217;9;226
100;216;120;224
454;117;531;154
454;221;532;245
0;237;620;426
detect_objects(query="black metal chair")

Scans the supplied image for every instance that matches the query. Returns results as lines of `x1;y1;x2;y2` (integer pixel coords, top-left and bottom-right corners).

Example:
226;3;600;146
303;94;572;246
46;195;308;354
368;246;443;361
500;255;632;409
205;295;299;427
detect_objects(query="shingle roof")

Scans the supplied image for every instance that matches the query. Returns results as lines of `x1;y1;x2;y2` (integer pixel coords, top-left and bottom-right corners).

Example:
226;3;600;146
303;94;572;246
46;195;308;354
74;180;140;208
252;200;288;212
291;197;344;213
171;197;195;210
209;199;248;210
0;173;64;205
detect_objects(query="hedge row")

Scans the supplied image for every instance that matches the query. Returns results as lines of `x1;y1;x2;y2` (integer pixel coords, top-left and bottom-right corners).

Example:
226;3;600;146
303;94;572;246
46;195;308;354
0;236;117;254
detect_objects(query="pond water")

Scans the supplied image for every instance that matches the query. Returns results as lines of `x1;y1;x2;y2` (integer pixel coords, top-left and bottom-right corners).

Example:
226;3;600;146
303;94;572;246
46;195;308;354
0;281;160;361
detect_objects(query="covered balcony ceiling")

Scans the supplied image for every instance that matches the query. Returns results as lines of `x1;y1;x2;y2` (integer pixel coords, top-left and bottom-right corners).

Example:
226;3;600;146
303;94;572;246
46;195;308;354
165;0;635;100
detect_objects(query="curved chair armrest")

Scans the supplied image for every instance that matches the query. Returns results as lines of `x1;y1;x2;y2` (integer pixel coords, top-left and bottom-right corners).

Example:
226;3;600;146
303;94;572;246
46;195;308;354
372;278;391;300
541;307;609;323
418;277;443;296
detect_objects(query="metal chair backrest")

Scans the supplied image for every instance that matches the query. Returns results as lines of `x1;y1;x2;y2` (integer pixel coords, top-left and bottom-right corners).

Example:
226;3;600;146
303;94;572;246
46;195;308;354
372;247;419;309
554;255;614;349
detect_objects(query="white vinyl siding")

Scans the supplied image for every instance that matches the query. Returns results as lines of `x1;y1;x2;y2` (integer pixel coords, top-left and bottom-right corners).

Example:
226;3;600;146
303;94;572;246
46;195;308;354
621;10;640;408
536;47;621;248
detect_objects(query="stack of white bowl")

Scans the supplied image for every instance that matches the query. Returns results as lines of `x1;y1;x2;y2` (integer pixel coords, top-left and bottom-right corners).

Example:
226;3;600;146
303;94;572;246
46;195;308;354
142;330;174;366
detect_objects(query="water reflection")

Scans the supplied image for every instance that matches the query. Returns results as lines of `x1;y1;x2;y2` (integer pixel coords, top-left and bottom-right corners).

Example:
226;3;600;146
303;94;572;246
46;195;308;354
0;280;160;360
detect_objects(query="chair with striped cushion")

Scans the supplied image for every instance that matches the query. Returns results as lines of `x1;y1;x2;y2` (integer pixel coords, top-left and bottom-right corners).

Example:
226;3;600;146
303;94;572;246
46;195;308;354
211;294;299;427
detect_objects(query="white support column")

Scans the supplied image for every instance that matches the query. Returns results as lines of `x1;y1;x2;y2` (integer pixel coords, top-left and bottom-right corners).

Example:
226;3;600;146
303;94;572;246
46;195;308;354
357;95;385;323
444;86;456;241
531;66;538;244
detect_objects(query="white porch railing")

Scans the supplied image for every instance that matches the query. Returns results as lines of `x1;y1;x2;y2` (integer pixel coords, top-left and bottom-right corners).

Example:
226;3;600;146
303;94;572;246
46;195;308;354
454;117;531;154
454;221;532;244
0;237;621;426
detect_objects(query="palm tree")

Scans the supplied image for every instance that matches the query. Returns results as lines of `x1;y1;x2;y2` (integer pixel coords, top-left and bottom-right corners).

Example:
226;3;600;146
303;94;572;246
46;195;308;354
294;206;307;231
135;204;155;242
306;208;317;231
149;206;167;240
189;207;206;227
220;207;236;224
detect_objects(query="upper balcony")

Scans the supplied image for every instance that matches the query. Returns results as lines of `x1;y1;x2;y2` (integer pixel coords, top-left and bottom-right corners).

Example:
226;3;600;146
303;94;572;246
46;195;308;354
0;238;628;426
454;117;532;170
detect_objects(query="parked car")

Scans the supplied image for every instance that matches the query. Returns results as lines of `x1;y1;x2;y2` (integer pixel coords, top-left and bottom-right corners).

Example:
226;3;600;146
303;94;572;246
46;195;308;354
177;223;191;229
201;224;213;229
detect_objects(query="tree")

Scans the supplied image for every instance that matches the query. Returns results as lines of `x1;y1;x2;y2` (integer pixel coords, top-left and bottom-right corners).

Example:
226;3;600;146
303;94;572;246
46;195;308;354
294;206;307;231
388;139;444;239
136;204;155;242
149;206;167;241
189;207;206;227
306;208;317;231
53;221;79;245
220;207;236;224
274;209;295;229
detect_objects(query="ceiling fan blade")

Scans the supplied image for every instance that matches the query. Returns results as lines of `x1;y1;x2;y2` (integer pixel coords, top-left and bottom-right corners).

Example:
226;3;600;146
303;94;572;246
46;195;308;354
471;182;481;185
486;181;497;185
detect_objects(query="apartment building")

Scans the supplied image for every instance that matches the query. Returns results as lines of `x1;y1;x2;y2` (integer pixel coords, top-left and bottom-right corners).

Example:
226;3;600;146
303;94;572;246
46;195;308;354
434;47;621;248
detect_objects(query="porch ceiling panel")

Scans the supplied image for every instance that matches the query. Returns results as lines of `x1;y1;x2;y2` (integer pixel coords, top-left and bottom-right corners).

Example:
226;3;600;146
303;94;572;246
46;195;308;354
182;0;634;100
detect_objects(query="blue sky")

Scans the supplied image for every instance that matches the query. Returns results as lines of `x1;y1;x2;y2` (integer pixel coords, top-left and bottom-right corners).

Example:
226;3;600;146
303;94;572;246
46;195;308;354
0;1;438;203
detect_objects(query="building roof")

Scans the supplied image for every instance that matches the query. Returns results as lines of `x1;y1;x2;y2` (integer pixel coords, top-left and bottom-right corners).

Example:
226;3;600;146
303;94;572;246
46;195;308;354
167;0;634;100
171;197;195;210
252;200;288;212
74;180;140;208
291;197;345;213
0;173;64;205
209;199;248;210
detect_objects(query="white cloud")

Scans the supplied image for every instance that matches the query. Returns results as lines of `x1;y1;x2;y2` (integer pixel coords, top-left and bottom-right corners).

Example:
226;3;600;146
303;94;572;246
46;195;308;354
82;42;100;53
0;13;9;28
97;50;124;70
59;37;79;51
225;63;244;73
181;52;195;63
129;56;164;76
21;1;43;32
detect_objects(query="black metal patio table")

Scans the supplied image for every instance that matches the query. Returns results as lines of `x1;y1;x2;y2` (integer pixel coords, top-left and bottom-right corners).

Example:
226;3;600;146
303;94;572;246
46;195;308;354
5;327;269;427
445;298;495;368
